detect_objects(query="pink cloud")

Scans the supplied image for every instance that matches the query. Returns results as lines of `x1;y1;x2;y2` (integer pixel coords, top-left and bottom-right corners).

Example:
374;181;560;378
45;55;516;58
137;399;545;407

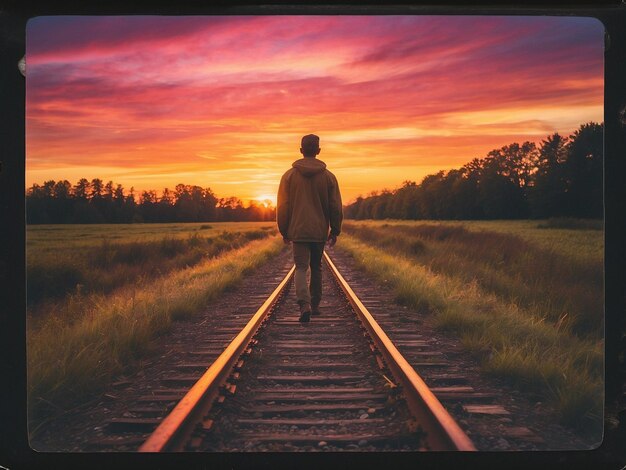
26;15;604;202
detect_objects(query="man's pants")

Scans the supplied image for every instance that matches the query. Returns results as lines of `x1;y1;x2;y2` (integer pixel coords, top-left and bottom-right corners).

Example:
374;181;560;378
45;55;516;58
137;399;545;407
292;241;325;307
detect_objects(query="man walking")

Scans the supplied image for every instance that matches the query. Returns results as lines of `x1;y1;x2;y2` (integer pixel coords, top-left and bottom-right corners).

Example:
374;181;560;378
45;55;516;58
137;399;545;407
277;134;343;322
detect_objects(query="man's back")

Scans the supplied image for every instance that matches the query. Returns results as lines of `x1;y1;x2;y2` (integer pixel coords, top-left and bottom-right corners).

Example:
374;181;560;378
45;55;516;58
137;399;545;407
276;134;343;322
277;157;342;243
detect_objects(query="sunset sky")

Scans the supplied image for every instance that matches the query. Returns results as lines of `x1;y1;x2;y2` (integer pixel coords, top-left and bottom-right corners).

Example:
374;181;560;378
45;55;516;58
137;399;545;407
26;15;604;205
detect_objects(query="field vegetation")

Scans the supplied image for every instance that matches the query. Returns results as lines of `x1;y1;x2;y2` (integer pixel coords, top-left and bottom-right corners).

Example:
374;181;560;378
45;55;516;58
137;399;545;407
27;222;282;428
27;222;275;308
27;219;604;438
338;219;603;433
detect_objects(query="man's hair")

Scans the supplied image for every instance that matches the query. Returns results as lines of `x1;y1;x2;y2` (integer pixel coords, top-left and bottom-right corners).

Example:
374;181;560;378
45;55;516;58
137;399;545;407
301;134;320;156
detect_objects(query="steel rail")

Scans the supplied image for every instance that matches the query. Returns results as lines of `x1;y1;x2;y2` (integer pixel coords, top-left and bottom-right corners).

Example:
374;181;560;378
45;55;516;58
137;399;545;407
138;264;296;452
323;252;477;451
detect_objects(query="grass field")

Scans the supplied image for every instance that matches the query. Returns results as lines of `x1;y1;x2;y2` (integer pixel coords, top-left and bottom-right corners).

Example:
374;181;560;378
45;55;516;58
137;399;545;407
337;219;603;433
27;222;275;249
27;222;276;308
27;219;604;439
26;222;283;428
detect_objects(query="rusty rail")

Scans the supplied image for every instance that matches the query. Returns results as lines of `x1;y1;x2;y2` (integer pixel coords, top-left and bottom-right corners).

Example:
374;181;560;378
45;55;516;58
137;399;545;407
323;252;476;451
138;265;296;452
139;253;476;452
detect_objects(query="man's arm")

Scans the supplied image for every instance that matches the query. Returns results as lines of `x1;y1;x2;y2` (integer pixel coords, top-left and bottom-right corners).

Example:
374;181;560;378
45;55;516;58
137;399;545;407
328;173;343;244
276;172;290;240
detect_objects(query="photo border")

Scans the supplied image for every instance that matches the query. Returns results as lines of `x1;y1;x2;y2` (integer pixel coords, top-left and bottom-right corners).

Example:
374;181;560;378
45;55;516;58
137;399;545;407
2;1;625;469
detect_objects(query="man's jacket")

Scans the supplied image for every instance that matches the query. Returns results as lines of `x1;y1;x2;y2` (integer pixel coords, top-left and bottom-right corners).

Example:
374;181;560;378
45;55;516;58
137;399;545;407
277;157;343;243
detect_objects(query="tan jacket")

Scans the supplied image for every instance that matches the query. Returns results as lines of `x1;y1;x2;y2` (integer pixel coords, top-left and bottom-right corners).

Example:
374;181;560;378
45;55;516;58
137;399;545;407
277;157;343;242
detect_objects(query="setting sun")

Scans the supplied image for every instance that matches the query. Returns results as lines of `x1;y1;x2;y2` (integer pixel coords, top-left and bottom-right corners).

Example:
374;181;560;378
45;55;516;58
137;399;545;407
254;195;277;207
26;16;603;204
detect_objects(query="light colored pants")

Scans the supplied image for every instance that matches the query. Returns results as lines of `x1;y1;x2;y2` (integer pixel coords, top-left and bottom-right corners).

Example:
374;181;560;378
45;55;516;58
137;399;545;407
292;241;325;306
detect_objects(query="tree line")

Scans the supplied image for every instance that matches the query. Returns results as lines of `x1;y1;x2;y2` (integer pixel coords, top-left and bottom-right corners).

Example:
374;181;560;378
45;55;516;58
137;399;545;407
345;122;603;220
26;181;276;224
27;121;602;224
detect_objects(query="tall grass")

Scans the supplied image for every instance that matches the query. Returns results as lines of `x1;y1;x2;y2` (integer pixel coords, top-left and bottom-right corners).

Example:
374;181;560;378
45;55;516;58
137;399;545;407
336;235;603;433
352;219;604;265
343;222;603;338
27;236;284;425
27;228;276;308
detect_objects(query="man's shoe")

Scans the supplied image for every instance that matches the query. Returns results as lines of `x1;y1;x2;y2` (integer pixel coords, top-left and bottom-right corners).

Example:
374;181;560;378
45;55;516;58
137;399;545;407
311;304;321;316
299;302;311;323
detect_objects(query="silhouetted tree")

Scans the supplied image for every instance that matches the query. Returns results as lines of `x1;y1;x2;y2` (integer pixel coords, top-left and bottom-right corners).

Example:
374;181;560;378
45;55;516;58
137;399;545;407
562;122;603;218
528;133;568;218
90;178;103;199
73;178;90;200
156;188;175;222
342;122;602;221
215;197;233;221
139;190;159;222
50;180;73;223
371;190;392;219
26;123;603;224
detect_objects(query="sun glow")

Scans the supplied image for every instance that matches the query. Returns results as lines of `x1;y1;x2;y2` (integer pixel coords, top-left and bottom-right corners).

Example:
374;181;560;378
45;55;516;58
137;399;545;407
254;194;277;207
25;16;604;203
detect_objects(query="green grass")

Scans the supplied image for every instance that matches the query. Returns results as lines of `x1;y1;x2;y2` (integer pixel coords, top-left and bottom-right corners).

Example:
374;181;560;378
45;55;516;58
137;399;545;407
336;220;603;434
343;221;603;338
28;235;284;427
27;222;277;309
26;221;276;251
352;219;603;265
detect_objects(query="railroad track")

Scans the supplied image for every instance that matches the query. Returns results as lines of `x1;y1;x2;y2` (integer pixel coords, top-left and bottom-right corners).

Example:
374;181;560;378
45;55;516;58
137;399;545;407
117;252;476;452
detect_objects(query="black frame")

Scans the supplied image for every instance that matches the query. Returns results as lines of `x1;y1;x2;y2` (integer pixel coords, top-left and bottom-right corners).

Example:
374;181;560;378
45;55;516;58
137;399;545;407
2;2;625;469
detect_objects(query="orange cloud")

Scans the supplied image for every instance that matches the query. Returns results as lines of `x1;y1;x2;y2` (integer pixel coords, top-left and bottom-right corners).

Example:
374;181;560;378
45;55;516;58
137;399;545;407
26;16;604;204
